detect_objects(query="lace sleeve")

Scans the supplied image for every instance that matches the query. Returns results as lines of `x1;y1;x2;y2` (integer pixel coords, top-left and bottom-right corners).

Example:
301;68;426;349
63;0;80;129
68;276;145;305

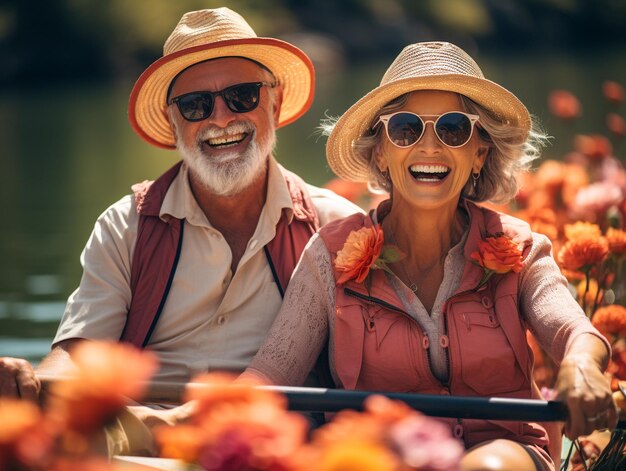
245;234;336;385
519;233;610;365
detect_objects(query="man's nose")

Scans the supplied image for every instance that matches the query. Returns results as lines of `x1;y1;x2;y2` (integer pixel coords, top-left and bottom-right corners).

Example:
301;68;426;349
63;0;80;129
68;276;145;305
208;95;236;127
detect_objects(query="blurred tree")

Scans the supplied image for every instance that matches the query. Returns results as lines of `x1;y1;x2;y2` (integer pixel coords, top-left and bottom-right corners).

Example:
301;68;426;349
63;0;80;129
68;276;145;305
1;0;625;88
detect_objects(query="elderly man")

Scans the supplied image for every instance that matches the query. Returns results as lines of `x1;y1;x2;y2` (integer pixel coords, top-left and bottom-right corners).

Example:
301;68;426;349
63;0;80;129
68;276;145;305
0;8;359;418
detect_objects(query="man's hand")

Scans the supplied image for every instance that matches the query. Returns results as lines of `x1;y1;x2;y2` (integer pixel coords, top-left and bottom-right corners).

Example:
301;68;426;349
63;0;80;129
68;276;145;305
0;357;40;401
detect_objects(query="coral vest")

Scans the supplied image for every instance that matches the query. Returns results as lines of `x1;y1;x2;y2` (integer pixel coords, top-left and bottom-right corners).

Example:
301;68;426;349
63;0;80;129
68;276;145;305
318;201;561;461
119;161;320;348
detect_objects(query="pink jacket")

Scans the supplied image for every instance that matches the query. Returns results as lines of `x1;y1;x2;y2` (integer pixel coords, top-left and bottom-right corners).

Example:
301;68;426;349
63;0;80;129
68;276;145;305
120;161;319;347
318;201;560;457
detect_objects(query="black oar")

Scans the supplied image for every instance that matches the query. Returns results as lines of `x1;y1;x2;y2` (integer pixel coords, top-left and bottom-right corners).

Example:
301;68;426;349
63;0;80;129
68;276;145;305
261;385;569;422
40;376;626;427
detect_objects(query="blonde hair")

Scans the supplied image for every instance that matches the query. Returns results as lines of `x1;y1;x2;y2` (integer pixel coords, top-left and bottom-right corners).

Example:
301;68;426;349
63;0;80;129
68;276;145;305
323;92;548;203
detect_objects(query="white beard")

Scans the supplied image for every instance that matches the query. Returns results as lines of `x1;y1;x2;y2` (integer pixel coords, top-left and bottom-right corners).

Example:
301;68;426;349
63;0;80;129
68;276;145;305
176;120;276;197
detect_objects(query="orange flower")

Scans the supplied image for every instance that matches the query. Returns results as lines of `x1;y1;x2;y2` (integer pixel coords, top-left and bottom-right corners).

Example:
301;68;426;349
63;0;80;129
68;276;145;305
184;372;286;419
535;159;565;191
470;233;524;275
155;425;208;463
315;439;398;471
548;90;581;120
606;113;626;137
564;222;602;242
48;341;158;434
592;305;626;341
159;373;308;470
515;207;558;241
335;226;385;284
562;163;590;206
603;80;625;103
557;237;609;272
606;227;626;255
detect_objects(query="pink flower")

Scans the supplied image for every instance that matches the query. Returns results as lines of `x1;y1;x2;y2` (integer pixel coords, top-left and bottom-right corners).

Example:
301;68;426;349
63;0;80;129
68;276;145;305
571;182;623;219
390;415;464;470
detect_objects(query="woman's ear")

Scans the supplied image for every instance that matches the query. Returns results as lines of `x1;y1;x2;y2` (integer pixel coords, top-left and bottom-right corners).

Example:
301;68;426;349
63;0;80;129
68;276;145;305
474;145;489;173
374;144;388;173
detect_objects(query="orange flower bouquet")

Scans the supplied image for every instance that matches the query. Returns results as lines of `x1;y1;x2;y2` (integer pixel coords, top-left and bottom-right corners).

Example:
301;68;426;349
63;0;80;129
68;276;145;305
155;375;464;471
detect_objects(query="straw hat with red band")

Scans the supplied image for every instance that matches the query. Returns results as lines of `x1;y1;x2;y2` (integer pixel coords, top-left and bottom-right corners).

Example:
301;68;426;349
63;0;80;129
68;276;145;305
129;7;315;149
326;41;531;182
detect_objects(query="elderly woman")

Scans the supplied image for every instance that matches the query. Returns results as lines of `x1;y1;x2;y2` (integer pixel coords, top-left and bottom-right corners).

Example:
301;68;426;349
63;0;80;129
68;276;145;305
242;42;616;470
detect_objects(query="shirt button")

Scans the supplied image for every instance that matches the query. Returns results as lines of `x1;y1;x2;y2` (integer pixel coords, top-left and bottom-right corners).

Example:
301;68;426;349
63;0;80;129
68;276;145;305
249;239;258;250
481;296;493;308
440;388;450;395
216;315;226;325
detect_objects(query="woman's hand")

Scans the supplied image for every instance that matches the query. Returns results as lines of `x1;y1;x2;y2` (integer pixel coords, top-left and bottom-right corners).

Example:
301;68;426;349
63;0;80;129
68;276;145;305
554;354;617;439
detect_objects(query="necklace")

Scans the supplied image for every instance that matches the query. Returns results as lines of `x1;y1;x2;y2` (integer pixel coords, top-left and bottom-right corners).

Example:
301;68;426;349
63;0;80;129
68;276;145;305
385;225;447;294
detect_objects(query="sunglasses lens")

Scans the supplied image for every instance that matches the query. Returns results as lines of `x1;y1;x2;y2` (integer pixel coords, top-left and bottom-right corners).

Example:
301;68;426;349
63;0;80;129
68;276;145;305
386;113;424;147
177;93;214;121
223;83;261;113
435;112;473;147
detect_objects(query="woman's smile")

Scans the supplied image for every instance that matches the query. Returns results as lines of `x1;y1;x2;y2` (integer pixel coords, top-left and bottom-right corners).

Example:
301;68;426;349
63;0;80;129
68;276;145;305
408;162;451;184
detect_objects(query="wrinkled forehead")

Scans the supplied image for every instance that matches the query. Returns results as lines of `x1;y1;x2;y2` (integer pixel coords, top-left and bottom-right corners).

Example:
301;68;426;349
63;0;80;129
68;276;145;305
167;56;275;98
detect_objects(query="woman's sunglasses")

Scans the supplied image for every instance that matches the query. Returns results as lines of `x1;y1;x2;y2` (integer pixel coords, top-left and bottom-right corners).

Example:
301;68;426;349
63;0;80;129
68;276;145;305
168;82;276;122
377;111;480;148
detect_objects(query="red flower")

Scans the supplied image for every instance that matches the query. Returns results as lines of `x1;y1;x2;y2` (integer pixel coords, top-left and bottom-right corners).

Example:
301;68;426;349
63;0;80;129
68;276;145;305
471;233;524;274
573;134;612;161
603;80;625;104
548;90;581;120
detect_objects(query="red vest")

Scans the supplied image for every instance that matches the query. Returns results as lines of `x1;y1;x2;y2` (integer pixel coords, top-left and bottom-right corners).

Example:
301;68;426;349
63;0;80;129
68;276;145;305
318;201;561;461
120;161;319;347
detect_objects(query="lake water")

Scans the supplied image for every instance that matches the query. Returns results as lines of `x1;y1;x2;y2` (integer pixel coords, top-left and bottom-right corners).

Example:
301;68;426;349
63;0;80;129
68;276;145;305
2;49;625;363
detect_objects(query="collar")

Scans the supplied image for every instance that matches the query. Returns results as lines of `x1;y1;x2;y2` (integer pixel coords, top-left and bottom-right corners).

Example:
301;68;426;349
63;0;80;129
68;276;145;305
158;156;295;229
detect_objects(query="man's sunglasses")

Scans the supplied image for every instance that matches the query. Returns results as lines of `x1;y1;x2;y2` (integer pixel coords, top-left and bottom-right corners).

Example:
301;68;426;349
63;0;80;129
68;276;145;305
377;111;480;148
168;82;276;122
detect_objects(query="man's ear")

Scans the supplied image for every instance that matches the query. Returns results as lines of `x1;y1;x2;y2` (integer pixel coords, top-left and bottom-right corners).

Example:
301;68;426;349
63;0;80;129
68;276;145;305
166;108;179;144
272;86;284;124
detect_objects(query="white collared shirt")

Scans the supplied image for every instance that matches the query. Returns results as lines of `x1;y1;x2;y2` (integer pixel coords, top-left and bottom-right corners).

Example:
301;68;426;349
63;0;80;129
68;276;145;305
54;157;362;383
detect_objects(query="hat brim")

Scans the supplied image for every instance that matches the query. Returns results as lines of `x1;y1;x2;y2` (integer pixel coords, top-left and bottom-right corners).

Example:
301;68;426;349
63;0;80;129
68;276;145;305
326;75;530;182
129;37;315;149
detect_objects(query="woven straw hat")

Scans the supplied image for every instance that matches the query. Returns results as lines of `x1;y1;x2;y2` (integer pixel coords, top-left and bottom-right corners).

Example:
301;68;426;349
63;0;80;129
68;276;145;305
326;41;530;182
129;8;315;149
